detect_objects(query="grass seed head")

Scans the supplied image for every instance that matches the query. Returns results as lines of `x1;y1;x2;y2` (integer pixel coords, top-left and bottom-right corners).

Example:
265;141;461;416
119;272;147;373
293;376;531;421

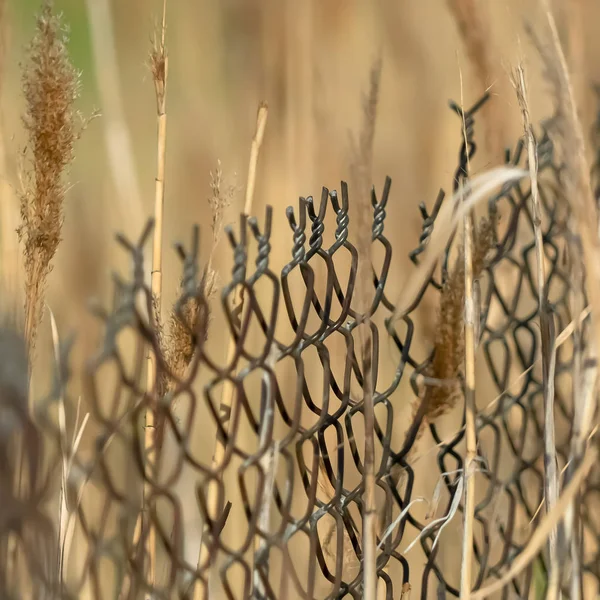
18;1;83;359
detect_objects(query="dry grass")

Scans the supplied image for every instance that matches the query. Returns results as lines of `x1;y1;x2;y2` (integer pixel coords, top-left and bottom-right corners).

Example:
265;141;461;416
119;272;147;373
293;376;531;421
529;3;600;594
18;1;86;367
48;308;89;588
350;55;382;600
511;61;561;592
162;161;234;389
530;3;600;355
194;101;268;600
143;0;169;589
457;69;477;600
391;166;526;324
420;216;495;420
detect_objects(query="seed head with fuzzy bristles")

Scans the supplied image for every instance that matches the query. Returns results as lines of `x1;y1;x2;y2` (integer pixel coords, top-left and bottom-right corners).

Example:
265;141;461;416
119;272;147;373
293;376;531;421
18;1;85;362
163;162;235;386
425;216;496;419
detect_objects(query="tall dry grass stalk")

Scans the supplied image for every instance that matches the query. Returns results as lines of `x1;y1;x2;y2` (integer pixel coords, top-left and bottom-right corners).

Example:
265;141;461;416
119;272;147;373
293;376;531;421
48;308;89;588
460;207;477;600
144;0;168;590
194;102;267;600
18;0;85;369
349;56;382;600
531;2;600;356
530;8;600;591
511;62;561;593
457;70;477;600
565;243;587;599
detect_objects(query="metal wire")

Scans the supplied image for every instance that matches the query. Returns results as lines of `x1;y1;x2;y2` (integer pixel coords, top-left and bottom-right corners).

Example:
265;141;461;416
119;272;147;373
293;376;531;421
2;95;599;599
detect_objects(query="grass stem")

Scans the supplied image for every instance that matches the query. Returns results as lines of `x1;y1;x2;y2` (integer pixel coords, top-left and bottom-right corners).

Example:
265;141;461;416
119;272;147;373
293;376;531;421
194;102;267;600
458;68;477;600
144;0;168;591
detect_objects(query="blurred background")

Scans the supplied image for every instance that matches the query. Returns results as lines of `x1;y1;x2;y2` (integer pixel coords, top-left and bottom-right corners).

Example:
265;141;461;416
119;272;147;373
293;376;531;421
1;0;600;597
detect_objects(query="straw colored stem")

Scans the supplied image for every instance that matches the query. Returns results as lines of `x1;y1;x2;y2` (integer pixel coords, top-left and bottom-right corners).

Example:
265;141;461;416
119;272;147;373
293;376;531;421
460;196;477;600
24;273;41;373
362;341;377;600
565;251;595;600
458;74;477;600
350;57;381;600
252;346;279;596
537;1;600;366
244;103;268;215
144;0;168;592
194;103;267;600
512;63;561;589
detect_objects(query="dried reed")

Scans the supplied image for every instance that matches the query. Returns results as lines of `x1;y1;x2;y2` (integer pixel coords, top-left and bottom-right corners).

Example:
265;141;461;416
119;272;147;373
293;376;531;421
144;0;168;589
391;166;526;324
48;308;89;588
194;101;268;600
457;69;477;600
530;7;600;592
349;55;382;600
420;217;494;420
511;61;561;593
18;0;85;368
530;3;600;356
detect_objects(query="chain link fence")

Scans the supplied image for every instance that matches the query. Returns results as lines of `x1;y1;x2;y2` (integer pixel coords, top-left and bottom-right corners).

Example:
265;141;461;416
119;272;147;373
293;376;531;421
2;95;598;599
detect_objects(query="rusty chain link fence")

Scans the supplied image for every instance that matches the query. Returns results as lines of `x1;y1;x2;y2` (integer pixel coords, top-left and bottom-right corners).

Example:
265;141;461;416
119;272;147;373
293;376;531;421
2;94;599;599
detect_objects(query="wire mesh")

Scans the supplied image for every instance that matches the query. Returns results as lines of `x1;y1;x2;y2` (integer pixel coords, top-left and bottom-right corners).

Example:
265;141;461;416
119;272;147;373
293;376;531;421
2;94;599;599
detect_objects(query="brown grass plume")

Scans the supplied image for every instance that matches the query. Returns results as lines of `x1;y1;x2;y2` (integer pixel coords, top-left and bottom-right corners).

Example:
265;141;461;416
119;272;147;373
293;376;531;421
18;1;85;364
425;216;495;420
164;162;234;387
